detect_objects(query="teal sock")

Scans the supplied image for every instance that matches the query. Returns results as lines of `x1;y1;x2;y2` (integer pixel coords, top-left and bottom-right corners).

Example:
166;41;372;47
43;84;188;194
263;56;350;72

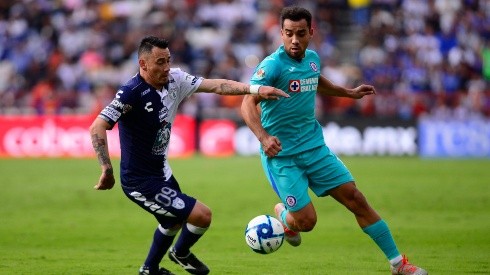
280;209;291;229
362;220;400;260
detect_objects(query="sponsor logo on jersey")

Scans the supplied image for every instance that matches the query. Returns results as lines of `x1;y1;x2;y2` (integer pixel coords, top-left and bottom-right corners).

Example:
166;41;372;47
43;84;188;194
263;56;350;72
145;102;153;112
256;68;265;79
109;99;132;114
289;80;301;92
289;77;318;93
152;123;171;155
110;99;125;109
141;88;150;96
100;106;121;122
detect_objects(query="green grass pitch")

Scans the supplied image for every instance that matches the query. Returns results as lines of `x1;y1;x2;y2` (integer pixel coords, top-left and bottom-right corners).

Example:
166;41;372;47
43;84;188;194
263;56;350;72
1;156;489;274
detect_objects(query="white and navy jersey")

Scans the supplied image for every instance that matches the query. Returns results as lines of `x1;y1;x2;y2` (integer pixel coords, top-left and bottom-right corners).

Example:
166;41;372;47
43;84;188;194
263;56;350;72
98;68;203;185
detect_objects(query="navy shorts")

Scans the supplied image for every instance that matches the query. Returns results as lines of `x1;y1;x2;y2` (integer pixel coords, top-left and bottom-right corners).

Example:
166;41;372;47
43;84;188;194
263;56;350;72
121;175;197;228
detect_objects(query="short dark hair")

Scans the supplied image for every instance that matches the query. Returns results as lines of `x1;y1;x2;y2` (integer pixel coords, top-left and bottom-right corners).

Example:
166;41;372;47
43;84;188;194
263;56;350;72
280;6;312;29
138;36;169;57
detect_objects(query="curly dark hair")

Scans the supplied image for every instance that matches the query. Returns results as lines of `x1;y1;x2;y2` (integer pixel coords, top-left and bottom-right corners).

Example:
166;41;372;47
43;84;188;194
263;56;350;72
280;6;312;29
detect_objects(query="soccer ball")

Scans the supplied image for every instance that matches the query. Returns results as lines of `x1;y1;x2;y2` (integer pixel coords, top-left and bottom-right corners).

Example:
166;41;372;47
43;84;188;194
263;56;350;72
244;214;285;254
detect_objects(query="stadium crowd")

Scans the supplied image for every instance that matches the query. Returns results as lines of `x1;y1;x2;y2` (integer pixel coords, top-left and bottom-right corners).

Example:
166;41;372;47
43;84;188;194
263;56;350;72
0;0;489;120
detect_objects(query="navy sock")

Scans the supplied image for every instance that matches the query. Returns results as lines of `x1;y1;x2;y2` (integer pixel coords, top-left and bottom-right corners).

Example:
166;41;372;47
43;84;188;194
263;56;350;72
173;223;208;257
144;225;177;269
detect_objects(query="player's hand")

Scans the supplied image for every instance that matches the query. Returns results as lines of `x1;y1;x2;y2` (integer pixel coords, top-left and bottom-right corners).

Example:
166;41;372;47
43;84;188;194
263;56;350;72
349;84;376;99
94;171;115;190
261;135;282;157
258;86;290;100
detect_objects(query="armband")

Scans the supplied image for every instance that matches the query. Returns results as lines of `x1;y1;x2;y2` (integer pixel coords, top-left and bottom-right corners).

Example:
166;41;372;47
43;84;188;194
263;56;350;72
249;85;261;94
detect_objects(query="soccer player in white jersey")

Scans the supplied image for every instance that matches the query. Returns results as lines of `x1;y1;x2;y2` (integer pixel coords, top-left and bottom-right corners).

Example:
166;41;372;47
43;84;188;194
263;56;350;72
241;6;427;275
90;36;288;275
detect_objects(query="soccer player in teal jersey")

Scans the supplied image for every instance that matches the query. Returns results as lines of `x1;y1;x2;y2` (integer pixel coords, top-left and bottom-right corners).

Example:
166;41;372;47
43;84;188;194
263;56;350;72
241;6;428;275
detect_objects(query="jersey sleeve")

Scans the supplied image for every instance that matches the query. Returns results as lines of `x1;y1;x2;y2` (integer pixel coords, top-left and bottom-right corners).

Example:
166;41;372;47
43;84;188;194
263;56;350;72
250;57;279;86
173;68;204;102
97;86;134;129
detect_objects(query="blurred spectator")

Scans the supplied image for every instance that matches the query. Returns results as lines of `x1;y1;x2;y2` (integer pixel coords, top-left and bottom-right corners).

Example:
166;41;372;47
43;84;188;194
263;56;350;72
348;0;371;26
0;0;487;120
30;74;61;115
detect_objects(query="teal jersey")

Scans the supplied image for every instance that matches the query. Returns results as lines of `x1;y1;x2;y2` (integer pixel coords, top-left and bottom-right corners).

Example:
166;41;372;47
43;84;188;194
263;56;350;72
250;45;324;156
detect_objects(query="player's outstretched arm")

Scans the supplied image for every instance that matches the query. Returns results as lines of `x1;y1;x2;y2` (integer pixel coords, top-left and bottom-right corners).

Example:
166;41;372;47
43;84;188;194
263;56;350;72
197;79;289;100
241;95;283;158
89;117;116;190
318;75;376;99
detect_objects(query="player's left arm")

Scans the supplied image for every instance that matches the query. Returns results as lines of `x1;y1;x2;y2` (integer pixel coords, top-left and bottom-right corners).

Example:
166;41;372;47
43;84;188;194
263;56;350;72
317;75;376;99
90;117;116;190
196;79;289;100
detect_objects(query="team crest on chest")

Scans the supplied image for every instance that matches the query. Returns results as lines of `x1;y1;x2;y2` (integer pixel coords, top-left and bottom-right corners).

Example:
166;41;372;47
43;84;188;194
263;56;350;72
310;62;318;72
169;87;177;100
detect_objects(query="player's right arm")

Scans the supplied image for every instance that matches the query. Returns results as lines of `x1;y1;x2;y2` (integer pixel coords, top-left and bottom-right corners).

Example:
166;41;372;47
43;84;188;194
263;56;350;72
241;58;284;158
241;95;283;158
89;117;115;190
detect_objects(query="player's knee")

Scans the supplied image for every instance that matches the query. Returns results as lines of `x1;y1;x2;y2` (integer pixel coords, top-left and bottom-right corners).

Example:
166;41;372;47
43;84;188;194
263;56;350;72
189;202;212;228
291;204;317;231
352;189;369;208
296;215;316;232
201;206;212;227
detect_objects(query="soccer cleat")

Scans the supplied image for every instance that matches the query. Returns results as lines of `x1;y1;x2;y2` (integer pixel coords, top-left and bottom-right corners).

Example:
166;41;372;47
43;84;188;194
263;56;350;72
274;203;301;247
168;247;210;275
139;265;175;275
390;255;428;275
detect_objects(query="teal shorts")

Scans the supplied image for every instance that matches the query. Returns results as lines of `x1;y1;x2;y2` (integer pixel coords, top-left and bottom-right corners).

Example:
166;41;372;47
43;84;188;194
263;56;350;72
261;145;354;212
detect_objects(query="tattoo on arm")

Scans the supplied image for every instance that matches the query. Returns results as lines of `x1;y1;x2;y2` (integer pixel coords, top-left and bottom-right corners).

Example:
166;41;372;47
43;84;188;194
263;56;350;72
91;133;112;167
219;82;249;95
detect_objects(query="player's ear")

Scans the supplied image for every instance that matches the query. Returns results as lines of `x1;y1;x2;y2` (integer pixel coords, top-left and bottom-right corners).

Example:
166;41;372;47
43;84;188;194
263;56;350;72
139;58;147;71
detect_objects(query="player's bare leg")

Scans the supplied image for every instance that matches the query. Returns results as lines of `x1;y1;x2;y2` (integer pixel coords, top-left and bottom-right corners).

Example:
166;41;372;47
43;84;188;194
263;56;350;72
274;201;318;247
329;182;427;275
328;181;380;227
